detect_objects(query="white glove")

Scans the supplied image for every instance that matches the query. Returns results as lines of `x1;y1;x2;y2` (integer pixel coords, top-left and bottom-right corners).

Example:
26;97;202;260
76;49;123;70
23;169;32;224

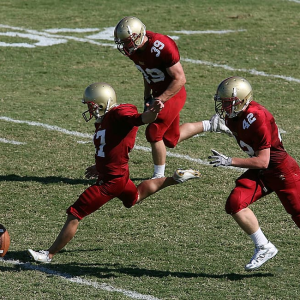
210;114;233;137
208;149;232;167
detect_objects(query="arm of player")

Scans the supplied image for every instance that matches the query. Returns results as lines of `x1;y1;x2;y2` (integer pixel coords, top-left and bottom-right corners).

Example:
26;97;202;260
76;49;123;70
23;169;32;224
155;61;186;103
231;148;270;169
208;148;270;169
141;100;164;124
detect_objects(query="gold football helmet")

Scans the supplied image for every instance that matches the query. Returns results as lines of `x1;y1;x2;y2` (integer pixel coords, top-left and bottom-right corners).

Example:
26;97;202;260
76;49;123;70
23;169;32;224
114;16;146;56
214;76;253;118
82;82;117;122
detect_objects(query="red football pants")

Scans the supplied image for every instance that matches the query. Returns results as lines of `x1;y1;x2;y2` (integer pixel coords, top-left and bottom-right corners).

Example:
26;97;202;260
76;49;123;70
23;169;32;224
67;172;139;220
145;87;186;148
225;155;300;227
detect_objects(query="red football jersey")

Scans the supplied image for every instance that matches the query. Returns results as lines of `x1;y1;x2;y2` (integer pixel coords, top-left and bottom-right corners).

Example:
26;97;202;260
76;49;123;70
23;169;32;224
128;31;180;96
93;104;144;178
225;101;287;168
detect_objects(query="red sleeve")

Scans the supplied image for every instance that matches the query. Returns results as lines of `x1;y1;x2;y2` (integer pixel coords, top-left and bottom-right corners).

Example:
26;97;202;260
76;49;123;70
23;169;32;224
158;34;180;68
113;104;144;127
249;110;271;152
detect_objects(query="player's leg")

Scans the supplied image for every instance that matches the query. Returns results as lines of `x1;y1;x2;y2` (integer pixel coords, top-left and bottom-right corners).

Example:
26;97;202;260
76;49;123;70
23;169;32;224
231;207;259;234
119;169;201;207
28;183;114;263
47;214;79;259
178;113;233;143
150;140;167;175
178;121;205;143
146;90;186;178
136;168;201;203
146;122;167;179
226;170;277;271
28;214;80;263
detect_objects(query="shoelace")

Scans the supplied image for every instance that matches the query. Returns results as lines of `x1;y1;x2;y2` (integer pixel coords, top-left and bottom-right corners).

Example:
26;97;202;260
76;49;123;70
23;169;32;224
251;247;269;262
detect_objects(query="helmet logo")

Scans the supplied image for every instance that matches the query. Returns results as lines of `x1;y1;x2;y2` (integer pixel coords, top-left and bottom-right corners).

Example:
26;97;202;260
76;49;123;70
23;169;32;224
232;87;237;97
127;25;132;35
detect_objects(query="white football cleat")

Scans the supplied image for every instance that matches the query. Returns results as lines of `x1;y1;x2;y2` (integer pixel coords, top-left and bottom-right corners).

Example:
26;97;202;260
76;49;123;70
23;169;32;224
28;249;52;263
210;113;233;137
172;169;201;183
244;241;278;271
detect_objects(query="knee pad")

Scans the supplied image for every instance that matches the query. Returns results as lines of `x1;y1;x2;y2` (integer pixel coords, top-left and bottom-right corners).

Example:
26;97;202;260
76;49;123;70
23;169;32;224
225;189;245;214
163;137;177;148
145;123;161;143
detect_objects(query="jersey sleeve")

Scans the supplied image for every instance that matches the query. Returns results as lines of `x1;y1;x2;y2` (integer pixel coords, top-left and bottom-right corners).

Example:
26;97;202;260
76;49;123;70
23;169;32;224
114;104;144;127
250;110;272;151
158;35;180;68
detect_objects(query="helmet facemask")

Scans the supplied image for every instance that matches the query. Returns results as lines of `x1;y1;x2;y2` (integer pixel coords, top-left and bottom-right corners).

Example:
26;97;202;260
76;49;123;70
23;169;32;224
82;100;111;122
115;33;144;56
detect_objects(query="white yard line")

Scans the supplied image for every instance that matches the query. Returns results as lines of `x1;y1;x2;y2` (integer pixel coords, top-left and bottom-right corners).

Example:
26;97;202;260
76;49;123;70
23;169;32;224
0;24;300;84
0;116;245;171
181;58;300;84
0;116;92;138
0;258;161;300
0;138;26;145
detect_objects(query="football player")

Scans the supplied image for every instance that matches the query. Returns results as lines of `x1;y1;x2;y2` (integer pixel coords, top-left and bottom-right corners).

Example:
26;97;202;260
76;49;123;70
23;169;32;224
28;82;201;263
114;16;230;179
208;76;300;271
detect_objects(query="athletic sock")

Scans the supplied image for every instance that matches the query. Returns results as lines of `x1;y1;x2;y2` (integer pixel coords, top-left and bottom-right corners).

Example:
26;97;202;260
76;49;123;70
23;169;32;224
249;228;269;247
153;164;165;178
202;120;211;132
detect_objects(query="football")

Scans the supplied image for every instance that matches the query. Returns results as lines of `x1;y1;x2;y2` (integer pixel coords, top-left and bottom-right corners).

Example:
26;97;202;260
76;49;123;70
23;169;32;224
0;224;10;257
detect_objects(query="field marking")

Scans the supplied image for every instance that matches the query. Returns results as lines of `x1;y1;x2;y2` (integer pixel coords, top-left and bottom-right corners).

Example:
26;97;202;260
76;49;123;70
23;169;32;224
0;116;245;171
0;258;161;300
0;116;92;138
172;29;246;34
181;58;300;84
1;24;300;84
0;24;116;48
0;138;26;145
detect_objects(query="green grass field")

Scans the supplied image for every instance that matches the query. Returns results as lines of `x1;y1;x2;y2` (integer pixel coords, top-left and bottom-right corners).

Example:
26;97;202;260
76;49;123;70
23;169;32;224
1;0;300;299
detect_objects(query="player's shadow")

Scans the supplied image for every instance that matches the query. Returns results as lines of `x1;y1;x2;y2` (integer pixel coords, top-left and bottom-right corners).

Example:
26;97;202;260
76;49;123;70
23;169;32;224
1;250;274;281
58;262;275;281
0;174;95;185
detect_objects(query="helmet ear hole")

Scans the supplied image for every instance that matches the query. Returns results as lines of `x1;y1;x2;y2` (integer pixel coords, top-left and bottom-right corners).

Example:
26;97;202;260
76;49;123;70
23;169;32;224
99;105;104;109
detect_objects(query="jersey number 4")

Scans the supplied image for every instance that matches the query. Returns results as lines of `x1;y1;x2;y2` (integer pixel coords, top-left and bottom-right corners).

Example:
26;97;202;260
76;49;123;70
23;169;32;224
242;113;256;129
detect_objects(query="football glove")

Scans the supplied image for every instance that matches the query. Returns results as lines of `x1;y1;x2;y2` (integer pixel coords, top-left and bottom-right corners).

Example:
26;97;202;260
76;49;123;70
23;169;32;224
144;95;155;112
210;114;233;137
208;149;232;167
